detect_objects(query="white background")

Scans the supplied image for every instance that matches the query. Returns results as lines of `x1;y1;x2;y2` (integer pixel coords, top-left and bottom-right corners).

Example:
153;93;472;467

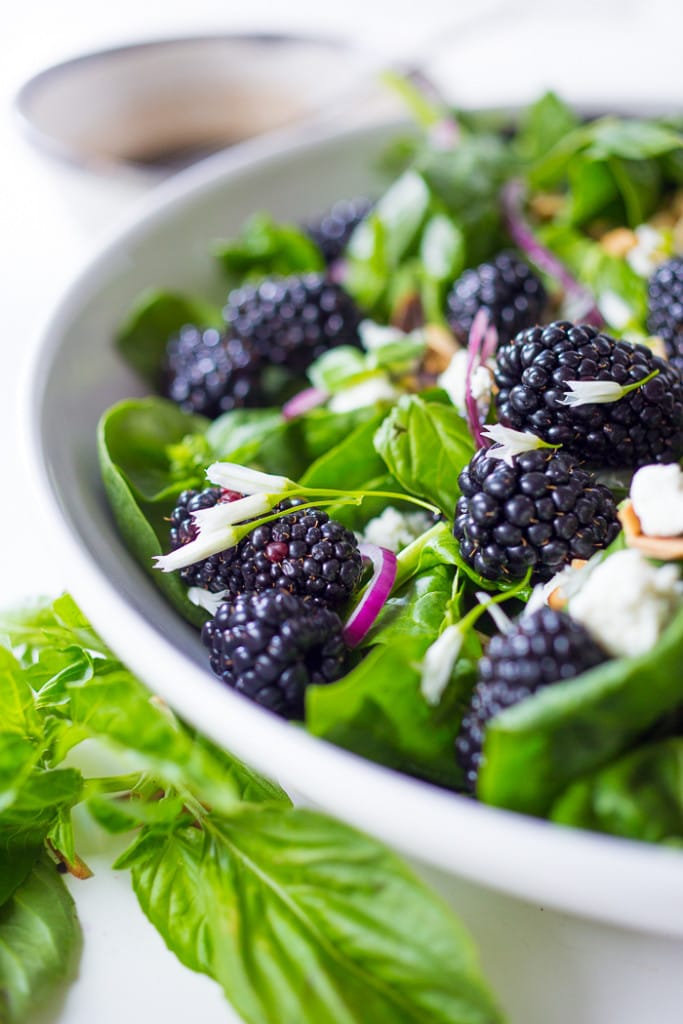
3;2;683;1022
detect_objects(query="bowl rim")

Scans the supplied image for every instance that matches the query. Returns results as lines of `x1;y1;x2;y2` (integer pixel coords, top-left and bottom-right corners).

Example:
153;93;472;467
25;109;683;940
13;31;360;174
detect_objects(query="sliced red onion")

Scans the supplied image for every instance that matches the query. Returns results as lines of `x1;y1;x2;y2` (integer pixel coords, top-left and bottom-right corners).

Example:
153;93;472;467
501;179;604;328
282;387;328;420
343;542;397;647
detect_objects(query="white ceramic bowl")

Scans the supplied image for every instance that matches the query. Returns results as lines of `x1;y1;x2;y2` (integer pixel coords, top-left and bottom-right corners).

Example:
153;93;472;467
27;116;683;1023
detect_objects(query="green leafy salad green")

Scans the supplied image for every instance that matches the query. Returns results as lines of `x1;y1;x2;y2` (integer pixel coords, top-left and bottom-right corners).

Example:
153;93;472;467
0;595;502;1023
97;87;683;841
8;86;683;1024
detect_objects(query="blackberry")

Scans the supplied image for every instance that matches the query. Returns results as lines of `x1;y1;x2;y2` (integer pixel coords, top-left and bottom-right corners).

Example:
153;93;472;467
169;491;363;609
223;273;362;375
453;447;620;583
647;256;683;372
456;608;607;791
202;590;347;718
495;321;683;467
446;251;546;346
162;325;266;418
304;197;373;264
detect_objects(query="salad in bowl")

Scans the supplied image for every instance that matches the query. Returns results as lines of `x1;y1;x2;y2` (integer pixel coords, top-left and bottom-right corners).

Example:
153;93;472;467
97;87;683;844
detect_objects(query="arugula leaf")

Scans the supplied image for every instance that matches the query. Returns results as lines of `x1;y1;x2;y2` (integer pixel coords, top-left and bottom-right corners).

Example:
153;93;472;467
214;212;324;283
374;396;474;515
0;857;82;1024
478;604;683;815
550;737;683;845
119;808;502;1024
116;289;224;386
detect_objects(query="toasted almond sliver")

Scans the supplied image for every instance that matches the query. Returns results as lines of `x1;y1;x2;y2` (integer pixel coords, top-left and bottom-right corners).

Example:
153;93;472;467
618;500;683;560
548;586;568;610
600;227;637;258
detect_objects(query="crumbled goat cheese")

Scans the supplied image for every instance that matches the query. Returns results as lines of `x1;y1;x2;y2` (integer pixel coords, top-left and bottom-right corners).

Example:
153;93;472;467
327;374;400;413
437;349;493;418
569;549;682;658
361;506;433;553
630;463;683;537
626;225;667;278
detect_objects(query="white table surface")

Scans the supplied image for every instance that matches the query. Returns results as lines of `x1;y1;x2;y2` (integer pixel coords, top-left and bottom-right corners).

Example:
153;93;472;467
4;2;683;1022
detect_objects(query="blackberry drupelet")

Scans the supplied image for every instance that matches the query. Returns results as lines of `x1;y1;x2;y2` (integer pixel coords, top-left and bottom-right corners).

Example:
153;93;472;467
456;607;608;791
223;273;362;375
162;325;266;418
647;256;683;372
495;320;683;467
169;491;363;609
304;197;373;264
446;251;546;346
202;590;347;718
453;447;620;583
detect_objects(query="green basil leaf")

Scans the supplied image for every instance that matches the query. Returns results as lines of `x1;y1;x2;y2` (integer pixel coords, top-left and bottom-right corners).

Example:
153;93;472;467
0;595;110;662
0;857;82;1024
374;396;474;515
121;809;501;1024
0;769;84;848
116;289;224;385
0;848;40;908
550;737;683;845
479;604;683;815
214;212;324;283
66;668;288;811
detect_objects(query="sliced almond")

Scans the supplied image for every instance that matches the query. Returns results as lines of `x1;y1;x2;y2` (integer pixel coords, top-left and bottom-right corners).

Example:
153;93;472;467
600;227;637;258
618;499;683;560
548;586;568;610
529;192;565;220
422;323;459;375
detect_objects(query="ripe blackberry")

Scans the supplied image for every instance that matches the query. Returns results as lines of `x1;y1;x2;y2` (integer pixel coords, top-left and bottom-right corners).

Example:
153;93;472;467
201;590;347;718
495;321;683;467
223;273;362;375
456;608;607;791
446;251;546;346
162;325;266;418
453;447;620;583
169;491;363;609
304;197;373;264
647;256;683;372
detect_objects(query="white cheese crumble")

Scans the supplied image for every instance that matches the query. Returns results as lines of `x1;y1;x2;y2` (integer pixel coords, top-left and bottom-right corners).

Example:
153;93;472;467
626;225;668;278
569;549;682;658
327;374;400;413
630;463;683;538
437;349;493;418
360;506;433;553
